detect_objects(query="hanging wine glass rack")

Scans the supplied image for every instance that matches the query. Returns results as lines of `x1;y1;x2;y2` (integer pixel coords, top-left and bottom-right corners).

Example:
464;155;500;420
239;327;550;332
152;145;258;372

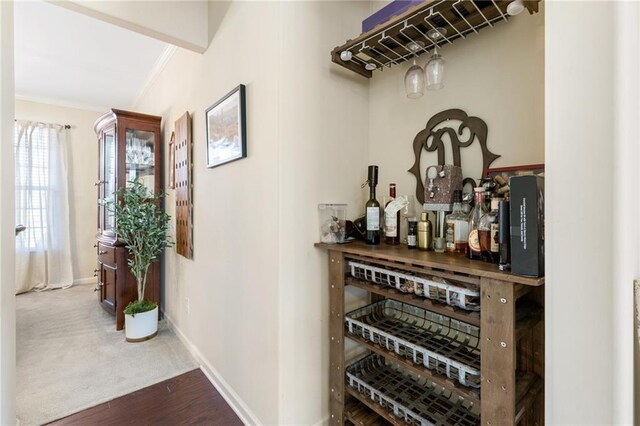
331;0;541;78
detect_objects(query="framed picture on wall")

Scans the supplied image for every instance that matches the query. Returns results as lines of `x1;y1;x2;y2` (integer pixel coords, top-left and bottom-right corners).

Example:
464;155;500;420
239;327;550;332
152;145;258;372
205;84;247;168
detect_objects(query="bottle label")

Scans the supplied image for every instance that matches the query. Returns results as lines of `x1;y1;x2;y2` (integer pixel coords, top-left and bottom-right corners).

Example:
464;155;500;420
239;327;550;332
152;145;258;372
455;220;470;243
366;207;379;231
445;221;455;250
407;235;416;247
490;223;499;253
468;229;481;252
384;211;397;237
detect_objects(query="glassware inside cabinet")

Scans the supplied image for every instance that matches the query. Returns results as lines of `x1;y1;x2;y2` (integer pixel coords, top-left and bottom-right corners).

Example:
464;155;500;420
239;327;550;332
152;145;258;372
103;130;116;233
125;129;155;193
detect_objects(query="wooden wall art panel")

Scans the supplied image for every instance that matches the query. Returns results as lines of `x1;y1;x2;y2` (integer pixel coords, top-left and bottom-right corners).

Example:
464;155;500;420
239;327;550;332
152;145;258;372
168;131;175;189
174;112;193;259
408;108;500;204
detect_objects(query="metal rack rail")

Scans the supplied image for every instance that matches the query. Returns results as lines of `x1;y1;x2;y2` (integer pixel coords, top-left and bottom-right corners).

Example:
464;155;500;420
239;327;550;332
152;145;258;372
346;354;480;426
331;0;541;78
346;299;481;388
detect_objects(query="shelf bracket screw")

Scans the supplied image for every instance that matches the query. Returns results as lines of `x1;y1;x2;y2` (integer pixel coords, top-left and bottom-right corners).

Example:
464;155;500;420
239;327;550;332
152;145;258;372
500;297;507;304
501;341;507;348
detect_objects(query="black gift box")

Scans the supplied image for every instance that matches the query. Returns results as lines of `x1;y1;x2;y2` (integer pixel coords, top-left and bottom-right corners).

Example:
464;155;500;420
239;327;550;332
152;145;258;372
509;175;544;277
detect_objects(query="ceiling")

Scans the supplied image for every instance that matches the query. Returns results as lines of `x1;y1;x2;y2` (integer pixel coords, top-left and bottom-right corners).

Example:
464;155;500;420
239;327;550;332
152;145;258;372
14;0;172;112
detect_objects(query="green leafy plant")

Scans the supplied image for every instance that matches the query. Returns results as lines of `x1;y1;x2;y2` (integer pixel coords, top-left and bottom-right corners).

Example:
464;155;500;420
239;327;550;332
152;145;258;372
123;300;157;316
111;181;172;315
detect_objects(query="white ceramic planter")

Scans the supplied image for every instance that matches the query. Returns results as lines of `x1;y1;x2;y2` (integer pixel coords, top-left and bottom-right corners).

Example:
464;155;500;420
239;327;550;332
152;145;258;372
125;306;158;342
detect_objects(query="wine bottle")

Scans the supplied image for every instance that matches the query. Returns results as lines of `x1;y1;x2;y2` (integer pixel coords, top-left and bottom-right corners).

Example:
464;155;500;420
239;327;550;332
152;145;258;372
365;166;380;245
384;183;400;245
468;187;487;260
498;199;511;271
479;197;501;263
407;218;418;249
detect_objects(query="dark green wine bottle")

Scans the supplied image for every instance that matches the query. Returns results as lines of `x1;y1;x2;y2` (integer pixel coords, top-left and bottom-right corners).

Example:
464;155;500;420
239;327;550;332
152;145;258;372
365;165;380;245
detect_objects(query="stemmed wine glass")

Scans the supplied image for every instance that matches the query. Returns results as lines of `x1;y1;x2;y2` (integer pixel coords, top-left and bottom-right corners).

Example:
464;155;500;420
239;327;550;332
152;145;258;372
425;28;447;90
404;41;425;99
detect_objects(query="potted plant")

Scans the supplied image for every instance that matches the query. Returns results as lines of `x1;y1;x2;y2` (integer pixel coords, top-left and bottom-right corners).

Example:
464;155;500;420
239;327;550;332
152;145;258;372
111;181;172;342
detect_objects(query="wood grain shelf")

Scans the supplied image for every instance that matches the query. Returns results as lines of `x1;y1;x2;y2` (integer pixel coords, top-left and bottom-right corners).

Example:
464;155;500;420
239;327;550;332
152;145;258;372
515;376;544;424
345;387;408;426
316;241;544;287
330;0;542;78
344;397;390;426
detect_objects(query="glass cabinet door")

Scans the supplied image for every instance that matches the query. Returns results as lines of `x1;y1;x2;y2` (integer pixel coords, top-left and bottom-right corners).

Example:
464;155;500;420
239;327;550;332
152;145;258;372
125;129;155;193
100;128;116;234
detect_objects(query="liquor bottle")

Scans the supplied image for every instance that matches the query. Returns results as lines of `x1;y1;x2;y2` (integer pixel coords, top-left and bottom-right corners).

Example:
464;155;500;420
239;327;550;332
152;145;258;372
467;187;487;261
407;218;418;249
384;183;400;245
365;165;380;245
479;197;501;263
417;212;432;251
445;190;469;255
498;199;511;271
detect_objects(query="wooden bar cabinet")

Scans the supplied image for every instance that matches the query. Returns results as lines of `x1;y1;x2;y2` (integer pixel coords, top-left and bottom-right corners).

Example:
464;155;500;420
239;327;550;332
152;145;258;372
316;241;544;426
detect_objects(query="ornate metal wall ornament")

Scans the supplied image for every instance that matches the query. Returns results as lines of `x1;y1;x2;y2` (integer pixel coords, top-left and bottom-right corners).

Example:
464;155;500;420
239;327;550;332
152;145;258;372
408;109;500;204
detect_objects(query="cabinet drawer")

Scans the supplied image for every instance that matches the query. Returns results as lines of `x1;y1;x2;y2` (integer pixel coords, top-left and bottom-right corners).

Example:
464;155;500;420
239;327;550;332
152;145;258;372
97;243;116;267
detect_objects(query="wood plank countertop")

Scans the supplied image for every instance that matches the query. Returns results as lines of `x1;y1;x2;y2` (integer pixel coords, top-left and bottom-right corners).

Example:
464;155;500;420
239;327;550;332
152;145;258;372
315;240;544;287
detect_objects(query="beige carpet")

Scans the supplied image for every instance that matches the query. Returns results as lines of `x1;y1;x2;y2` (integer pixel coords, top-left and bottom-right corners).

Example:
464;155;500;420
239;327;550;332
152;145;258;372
16;284;198;425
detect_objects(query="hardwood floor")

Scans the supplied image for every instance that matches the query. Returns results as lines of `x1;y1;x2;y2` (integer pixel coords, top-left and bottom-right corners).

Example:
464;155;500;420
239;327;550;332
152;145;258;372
48;369;243;425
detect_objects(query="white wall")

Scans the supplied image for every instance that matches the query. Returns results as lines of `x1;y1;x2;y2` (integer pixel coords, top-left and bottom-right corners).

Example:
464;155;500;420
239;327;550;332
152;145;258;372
369;7;544;195
51;1;209;53
277;2;369;424
14;99;100;284
134;2;281;423
133;1;370;424
612;3;638;424
0;1;16;423
545;1;616;424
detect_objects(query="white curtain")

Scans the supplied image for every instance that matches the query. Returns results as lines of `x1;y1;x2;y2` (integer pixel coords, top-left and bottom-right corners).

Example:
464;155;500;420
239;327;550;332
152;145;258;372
14;121;73;294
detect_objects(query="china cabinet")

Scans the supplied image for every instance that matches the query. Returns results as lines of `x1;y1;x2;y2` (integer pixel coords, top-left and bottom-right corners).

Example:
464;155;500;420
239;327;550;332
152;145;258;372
94;109;162;330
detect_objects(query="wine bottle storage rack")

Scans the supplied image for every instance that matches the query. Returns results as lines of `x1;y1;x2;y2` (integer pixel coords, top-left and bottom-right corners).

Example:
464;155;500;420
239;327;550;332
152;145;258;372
349;261;480;311
317;241;544;425
346;354;480;426
346;299;480;388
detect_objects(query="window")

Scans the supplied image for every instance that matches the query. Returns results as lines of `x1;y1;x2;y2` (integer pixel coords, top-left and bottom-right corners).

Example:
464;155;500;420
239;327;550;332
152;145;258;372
15;123;50;250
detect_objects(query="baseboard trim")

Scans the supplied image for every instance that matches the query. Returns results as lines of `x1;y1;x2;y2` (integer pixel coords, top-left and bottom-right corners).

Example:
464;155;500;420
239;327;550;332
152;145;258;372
73;277;96;285
313;415;329;426
163;312;262;426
